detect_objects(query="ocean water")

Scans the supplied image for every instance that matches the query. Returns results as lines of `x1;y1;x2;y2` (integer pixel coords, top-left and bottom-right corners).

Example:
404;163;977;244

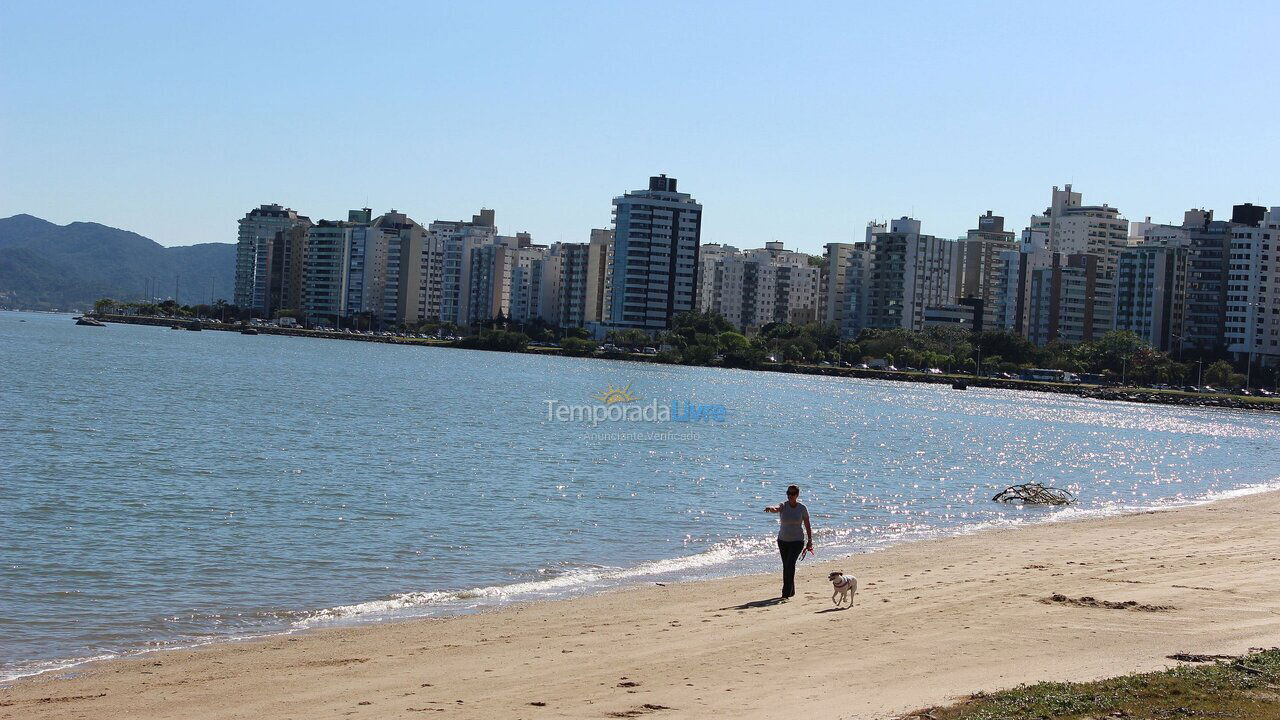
2;309;1279;681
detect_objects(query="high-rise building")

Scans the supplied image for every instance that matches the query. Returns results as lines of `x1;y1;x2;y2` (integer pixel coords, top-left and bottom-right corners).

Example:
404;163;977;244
1127;207;1253;356
865;218;961;332
827;218;960;336
1113;243;1188;353
342;208;376;324
758;242;820;326
583;229;614;326
958;211;1017;331
302;219;355;326
234;204;311;315
1226;206;1280;366
465;243;514;324
608;175;702;331
990;229;1053;335
339;210;424;328
509;244;549;324
696;244;774;331
1027;253;1114;346
431;209;499;327
698;242;819;332
822;237;869;337
1029;184;1129;278
540;242;591;328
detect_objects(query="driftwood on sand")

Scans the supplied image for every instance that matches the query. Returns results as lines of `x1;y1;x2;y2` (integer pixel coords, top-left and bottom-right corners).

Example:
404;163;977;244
993;483;1075;505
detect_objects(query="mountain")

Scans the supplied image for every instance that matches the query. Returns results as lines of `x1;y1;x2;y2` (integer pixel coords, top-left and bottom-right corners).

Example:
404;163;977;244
0;214;235;310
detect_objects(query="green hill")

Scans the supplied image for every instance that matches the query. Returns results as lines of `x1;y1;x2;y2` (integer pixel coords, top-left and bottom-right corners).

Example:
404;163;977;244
0;214;235;310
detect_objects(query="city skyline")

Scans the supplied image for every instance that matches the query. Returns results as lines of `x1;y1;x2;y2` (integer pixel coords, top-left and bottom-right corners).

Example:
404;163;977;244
4;1;1278;252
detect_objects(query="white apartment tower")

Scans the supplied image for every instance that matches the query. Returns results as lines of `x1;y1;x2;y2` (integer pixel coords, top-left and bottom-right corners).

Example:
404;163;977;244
699;242;819;332
1030;184;1130;278
1226;207;1280;366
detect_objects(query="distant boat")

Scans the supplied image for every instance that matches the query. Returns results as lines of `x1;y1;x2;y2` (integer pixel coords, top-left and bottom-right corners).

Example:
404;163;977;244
171;324;184;330
185;321;203;331
240;327;258;335
75;316;106;327
951;381;968;390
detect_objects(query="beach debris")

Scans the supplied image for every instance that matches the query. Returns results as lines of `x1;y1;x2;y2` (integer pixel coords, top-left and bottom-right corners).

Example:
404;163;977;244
1168;653;1236;663
1041;594;1173;612
993;483;1075;505
606;704;673;718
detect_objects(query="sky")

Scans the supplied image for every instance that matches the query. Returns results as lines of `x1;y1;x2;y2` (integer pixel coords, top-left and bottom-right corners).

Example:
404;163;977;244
2;1;1277;253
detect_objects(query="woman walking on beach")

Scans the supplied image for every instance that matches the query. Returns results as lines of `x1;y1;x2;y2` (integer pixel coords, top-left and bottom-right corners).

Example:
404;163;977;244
765;485;813;599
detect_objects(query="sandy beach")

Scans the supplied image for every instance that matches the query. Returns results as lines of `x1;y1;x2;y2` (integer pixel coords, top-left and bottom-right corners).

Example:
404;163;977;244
5;491;1280;720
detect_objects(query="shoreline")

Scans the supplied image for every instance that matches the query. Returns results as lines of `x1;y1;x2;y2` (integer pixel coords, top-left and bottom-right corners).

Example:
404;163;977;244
3;482;1254;685
81;312;1280;413
6;489;1280;719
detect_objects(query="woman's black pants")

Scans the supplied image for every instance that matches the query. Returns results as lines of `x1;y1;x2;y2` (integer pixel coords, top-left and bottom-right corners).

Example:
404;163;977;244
777;539;805;597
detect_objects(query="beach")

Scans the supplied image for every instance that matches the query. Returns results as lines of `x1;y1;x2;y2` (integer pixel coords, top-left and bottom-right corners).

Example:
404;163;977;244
5;490;1280;720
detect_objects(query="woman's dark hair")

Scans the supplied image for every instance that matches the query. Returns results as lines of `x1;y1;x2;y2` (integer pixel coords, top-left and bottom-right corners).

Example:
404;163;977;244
786;485;800;496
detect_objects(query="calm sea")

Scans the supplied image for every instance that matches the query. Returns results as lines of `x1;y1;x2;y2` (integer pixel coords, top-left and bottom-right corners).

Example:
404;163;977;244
2;310;1278;680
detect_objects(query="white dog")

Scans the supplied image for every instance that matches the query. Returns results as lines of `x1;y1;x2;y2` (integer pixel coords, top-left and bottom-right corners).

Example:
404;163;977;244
828;571;858;607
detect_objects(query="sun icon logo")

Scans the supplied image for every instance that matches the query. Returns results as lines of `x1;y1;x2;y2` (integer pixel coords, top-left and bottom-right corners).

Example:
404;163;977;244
595;383;639;405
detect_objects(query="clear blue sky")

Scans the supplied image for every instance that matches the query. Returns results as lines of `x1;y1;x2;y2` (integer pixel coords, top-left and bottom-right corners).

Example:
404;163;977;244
2;1;1276;252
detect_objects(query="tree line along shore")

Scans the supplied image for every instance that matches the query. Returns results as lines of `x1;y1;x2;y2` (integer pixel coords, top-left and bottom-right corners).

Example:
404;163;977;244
84;305;1280;414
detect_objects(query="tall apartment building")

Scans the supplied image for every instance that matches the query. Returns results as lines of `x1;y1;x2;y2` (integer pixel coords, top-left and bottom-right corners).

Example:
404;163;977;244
464;243;514;324
958;211;1017;331
1113;243;1188;352
759;241;820;325
822;236;870;337
858;217;960;333
233;204;311;315
1226;206;1280;366
583;229;614;325
990;229;1053;334
342;208;376;322
697;244;775;331
825;218;960;337
340;209;425;328
698;241;819;332
509;244;549;324
1125;206;1261;356
1027;253;1114;346
608;175;702;331
302;218;355;326
542;242;592;328
431;209;498;327
1029;184;1129;277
